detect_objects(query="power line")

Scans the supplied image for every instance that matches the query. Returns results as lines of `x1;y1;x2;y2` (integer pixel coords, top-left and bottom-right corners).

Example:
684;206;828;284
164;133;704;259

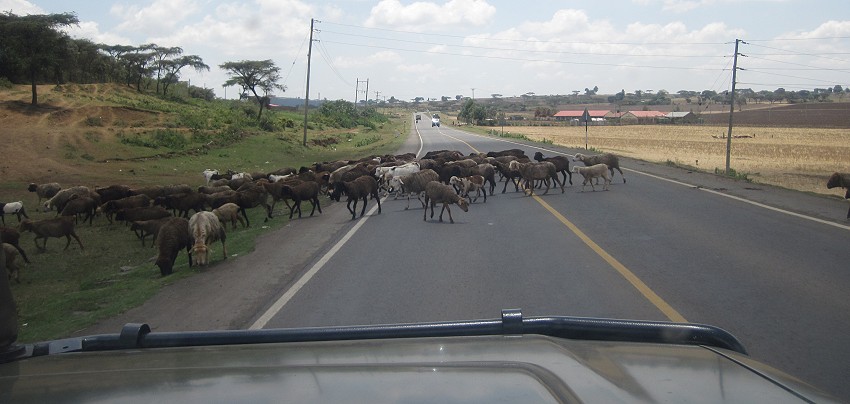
320;29;727;59
321;40;724;71
322;21;729;46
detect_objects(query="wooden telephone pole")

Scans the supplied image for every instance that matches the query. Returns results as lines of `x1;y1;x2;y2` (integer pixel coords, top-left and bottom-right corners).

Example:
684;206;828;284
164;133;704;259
725;39;745;174
303;18;317;146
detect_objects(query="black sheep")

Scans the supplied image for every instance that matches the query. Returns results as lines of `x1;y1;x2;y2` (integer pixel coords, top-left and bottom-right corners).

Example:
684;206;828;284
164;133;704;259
827;172;850;219
154;217;192;276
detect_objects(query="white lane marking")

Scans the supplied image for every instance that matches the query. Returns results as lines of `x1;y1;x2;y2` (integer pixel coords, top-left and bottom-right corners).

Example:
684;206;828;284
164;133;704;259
250;116;425;330
451;128;850;231
249;201;384;330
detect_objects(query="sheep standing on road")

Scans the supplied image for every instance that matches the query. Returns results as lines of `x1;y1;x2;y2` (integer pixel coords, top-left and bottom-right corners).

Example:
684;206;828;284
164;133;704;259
1;201;29;225
155;217;192;276
424;181;469;224
509;160;563;195
534;152;573;186
280;181;322;219
573;153;625;183
827;172;850;219
388;169;439;210
573;164;612;191
450;175;486;203
19;217;84;251
189;211;227;266
332;176;381;220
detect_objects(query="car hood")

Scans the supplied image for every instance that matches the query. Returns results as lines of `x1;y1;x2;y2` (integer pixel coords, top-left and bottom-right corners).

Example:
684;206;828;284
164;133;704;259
0;334;835;403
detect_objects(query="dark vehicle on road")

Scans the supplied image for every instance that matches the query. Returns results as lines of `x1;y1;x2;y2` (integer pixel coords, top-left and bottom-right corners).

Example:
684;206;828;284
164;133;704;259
0;293;838;403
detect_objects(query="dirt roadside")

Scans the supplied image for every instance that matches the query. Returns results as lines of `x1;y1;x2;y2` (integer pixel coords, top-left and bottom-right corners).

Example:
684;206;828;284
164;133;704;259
72;134;849;336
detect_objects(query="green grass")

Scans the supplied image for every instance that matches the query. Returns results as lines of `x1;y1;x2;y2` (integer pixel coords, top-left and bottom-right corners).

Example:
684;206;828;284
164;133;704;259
1;87;411;342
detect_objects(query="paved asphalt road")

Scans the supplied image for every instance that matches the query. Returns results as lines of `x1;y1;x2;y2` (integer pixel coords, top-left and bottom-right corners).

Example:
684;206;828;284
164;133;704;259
80;115;850;401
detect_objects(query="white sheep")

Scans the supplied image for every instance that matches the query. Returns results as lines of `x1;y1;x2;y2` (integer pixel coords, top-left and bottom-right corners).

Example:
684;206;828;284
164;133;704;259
202;169;220;184
1;201;29;225
573;164;611;191
188;211;227;266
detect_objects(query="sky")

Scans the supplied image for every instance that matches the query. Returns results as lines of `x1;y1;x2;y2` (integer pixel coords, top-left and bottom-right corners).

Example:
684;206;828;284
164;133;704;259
3;0;849;102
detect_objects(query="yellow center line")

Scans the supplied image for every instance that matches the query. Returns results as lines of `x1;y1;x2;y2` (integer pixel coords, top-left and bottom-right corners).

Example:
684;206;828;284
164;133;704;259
532;194;688;323
440;127;685;322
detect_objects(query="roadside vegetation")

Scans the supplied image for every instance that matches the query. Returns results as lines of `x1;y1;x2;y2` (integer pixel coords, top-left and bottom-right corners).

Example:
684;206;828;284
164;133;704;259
0;83;407;343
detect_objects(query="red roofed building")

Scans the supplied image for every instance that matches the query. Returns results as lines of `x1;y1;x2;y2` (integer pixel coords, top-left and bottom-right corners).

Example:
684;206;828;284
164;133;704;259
620;110;666;124
553;110;611;121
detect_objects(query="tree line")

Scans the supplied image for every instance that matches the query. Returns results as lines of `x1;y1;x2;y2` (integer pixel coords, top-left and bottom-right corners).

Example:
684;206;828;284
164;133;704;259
0;12;215;105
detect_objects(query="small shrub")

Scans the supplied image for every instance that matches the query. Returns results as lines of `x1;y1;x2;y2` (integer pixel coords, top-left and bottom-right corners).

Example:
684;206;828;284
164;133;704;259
355;134;381;147
0;77;13;89
85;116;104;126
152;129;188;149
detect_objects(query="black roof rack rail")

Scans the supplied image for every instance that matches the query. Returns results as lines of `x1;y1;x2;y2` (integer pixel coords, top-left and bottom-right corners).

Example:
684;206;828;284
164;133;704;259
4;309;747;363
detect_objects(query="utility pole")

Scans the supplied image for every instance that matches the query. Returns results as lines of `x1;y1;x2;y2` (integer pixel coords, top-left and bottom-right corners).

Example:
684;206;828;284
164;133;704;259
303;18;318;147
725;39;745;174
471;88;475;100
364;79;369;107
355;78;368;108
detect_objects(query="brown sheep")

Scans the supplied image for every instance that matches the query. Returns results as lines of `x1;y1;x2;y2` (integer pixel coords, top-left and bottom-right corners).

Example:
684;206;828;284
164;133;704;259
3;243;21;283
189;211;227;266
155;217;193;276
280;181;322;219
826;172;850;219
212;203;245;230
0;227;30;264
114;206;172;224
509;160;563;195
332;176;381;220
19;217;84;251
423;181;469;224
534;152;573;186
130;218;171;247
60;195;97;225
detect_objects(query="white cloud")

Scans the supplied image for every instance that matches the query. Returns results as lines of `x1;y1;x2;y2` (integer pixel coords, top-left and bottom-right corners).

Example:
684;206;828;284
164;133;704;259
111;0;201;36
0;0;43;15
65;21;132;46
334;50;402;69
364;0;496;30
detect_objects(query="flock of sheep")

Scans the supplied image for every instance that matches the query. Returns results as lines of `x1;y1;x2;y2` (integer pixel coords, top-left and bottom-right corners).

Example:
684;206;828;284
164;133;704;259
4;145;848;284
0;148;627;282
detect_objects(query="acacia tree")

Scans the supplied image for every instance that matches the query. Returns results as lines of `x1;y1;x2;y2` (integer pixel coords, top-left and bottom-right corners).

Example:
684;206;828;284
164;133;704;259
220;60;284;120
0;11;79;105
161;55;209;95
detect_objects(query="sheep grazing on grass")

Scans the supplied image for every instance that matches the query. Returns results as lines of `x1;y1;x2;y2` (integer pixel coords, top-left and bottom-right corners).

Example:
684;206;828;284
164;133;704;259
42;186;94;213
826;172;850;219
573;153;625;183
534;152;573;186
388;169;439;210
1;226;30;264
114;206;172;225
235;182;273;226
19;217;84;252
189;211;227;266
212;203;245;230
332;176;381;220
94;184;133;204
60;195;97;225
155;217;192;276
509;160;563;195
280;181;322;219
27;182;61;206
153;192;208;218
99;194;151;223
1;201;29;225
450;175;486;203
202;169;221;184
3;243;21;284
130;218;170;247
423;181;469;224
573;164;612;191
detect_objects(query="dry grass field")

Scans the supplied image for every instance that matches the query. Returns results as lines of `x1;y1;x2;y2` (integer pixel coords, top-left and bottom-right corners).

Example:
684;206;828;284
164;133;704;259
504;125;850;197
